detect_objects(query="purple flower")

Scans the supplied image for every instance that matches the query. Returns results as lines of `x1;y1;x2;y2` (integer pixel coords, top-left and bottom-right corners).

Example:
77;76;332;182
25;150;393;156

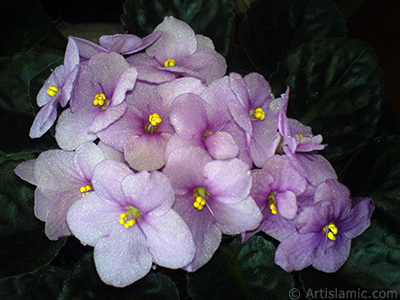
127;16;227;84
163;146;262;271
243;155;307;242
228;73;288;167
275;179;374;273
55;52;137;150
14;142;109;240
67;160;195;287
164;76;251;166
30;37;79;138
97;81;174;171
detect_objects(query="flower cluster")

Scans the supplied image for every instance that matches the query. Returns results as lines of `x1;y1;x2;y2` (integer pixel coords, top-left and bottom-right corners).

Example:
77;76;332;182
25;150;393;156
15;16;374;287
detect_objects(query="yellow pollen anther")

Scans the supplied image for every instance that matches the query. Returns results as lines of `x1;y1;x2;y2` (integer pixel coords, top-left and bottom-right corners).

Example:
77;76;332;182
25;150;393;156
269;203;278;215
250;107;266;121
164;59;176;67
93;93;110;110
299;133;304;138
324;223;339;241
80;183;93;196
193;187;210;211
149;113;162;127
119;205;142;229
47;86;59;97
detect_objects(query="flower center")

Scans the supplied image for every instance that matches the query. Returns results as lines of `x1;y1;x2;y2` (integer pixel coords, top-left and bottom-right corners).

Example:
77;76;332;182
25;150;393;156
93;93;110;110
119;205;142;229
268;191;278;215
193;187;210;211
249;107;265;121
80;183;93;197
145;113;162;134
323;223;338;241
164;59;176;67
47;86;59;97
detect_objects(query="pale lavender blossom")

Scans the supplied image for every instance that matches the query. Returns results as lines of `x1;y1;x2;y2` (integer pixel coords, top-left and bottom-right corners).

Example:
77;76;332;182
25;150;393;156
243;155;307;242
127;16;227;84
67;159;195;287
228;73;288;167
163;146;262;271
55;52;137;150
97;81;174;171
14;142;109;240
275;179;374;273
30;37;79;138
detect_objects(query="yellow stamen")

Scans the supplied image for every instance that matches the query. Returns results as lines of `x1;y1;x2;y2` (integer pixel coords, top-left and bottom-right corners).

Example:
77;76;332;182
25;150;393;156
80;183;93;197
119;205;142;229
193;187;210;211
164;59;176;67
299;133;304;138
323;223;339;241
269;203;278;215
268;191;278;214
47;86;59;97
250;107;265;121
93;93;110;110
149;113;162;127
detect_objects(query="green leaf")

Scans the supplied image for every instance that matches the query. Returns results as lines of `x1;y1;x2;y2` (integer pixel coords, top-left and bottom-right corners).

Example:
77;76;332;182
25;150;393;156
299;222;400;294
0;153;66;279
0;52;62;115
187;236;295;300
239;0;347;77
0;0;54;56
341;135;400;235
59;252;180;300
269;38;384;162
0;265;68;300
121;0;234;57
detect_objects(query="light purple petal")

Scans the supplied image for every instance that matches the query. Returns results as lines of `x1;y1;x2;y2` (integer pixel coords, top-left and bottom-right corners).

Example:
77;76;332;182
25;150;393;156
88;102;127;133
209;195;262;235
55;108;97;151
88;52;130;97
276;190;298;219
94;227;152;287
111;67;138;106
14;159;36;185
36;65;65;107
179;46;227;84
124;133;171;171
275;232;320;272
98;141;124;161
172;193;221;272
91;160;133;206
341;197;374;239
244;72;274;109
139;209;195;268
122;171;174;216
34;188;50;222
158;77;205;107
70;36;109;60
29;101;58;138
74;142;105;181
169;93;209;139
204;158;252;204
163;146;212;195
67;192;121;246
146;16;197;63
312;235;351;272
99;34;142;53
204;131;239;160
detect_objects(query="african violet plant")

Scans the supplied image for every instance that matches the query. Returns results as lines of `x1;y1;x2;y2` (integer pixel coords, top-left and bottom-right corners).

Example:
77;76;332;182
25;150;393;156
1;0;399;299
